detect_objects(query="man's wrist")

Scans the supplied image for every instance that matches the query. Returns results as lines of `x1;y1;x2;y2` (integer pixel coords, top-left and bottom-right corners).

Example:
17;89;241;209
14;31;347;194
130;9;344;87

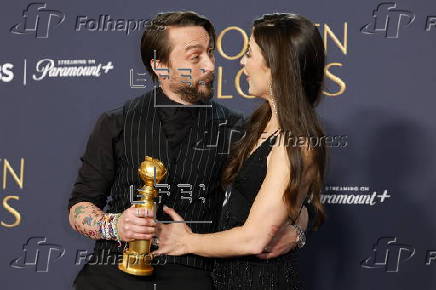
98;213;122;241
112;213;122;241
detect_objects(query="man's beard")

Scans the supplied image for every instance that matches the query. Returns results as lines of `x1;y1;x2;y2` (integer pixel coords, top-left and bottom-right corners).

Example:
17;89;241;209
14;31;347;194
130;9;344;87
170;73;215;104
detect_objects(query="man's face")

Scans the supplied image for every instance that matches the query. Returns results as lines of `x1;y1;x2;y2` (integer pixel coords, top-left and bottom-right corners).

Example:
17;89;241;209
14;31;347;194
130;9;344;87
163;26;215;103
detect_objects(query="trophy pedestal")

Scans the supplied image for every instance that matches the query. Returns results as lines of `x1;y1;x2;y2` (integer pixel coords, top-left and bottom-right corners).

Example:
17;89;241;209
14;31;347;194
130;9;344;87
118;249;154;276
117;156;167;277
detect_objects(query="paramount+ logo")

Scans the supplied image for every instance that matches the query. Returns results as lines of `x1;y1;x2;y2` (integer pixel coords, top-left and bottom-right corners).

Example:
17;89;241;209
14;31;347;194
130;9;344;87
361;236;436;272
361;2;436;38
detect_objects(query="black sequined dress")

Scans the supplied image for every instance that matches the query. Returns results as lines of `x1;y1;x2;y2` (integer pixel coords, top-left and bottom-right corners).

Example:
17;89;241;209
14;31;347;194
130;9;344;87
212;134;304;290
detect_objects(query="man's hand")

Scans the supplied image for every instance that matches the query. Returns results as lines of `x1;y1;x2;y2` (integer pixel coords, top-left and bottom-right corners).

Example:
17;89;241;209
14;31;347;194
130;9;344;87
117;205;157;242
256;206;308;259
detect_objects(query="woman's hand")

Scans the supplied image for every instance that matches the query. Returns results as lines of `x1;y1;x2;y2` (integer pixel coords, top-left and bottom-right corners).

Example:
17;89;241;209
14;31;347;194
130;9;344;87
151;205;193;256
256;205;308;259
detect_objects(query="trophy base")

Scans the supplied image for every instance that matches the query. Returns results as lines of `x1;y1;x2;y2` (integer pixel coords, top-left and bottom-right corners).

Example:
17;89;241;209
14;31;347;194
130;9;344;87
118;250;154;276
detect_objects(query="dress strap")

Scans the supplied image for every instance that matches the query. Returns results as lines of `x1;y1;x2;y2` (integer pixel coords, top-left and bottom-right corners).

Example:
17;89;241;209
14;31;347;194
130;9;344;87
267;129;280;140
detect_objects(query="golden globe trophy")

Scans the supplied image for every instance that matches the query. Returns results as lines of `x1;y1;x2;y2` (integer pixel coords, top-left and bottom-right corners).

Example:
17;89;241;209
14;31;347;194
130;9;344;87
118;156;167;276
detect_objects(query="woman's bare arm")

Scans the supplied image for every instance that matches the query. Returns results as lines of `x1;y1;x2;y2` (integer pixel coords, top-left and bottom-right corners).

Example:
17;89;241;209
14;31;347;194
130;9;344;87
156;144;315;258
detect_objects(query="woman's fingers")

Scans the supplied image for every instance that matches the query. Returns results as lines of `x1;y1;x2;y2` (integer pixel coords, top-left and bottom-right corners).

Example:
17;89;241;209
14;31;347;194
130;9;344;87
296;206;308;231
163;205;184;222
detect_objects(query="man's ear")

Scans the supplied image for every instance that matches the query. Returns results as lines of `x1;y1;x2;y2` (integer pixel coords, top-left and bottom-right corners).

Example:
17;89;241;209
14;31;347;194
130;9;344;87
149;58;170;81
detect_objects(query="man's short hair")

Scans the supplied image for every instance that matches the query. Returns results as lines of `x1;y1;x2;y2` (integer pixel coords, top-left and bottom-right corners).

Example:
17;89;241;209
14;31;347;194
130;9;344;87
140;11;216;82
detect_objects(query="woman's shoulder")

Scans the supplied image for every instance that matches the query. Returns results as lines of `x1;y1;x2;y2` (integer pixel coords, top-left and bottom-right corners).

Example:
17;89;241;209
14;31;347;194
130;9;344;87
267;140;290;177
267;137;316;173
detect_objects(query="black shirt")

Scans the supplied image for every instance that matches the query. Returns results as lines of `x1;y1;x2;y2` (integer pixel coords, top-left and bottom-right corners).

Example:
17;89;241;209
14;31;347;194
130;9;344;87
68;87;244;271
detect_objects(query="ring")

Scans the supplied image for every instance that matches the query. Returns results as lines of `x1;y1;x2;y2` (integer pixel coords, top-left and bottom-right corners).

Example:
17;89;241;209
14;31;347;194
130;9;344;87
152;237;159;247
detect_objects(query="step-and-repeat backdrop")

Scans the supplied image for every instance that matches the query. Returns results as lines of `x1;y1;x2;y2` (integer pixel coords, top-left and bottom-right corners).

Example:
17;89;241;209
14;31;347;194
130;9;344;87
1;0;435;289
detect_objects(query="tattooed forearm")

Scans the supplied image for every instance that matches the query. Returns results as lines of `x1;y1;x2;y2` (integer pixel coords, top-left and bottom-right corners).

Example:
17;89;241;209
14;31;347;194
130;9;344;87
73;205;86;219
69;202;108;240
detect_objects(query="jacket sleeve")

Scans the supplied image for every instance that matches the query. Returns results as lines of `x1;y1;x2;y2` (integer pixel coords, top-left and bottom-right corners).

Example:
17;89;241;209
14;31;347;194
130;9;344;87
67;111;117;211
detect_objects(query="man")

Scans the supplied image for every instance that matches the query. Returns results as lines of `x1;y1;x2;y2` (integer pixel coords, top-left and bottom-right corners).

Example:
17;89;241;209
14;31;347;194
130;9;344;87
68;11;310;290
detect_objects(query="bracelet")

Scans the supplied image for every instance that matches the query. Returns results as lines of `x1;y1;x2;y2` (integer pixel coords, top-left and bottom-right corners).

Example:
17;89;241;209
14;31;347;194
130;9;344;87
111;213;122;242
98;213;121;241
289;222;306;248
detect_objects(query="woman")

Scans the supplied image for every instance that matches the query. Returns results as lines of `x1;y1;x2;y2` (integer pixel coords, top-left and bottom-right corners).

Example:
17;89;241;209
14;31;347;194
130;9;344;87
152;13;327;289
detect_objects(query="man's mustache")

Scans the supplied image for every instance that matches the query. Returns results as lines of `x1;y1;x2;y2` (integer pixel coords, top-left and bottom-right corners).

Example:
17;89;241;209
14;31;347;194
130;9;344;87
198;73;215;86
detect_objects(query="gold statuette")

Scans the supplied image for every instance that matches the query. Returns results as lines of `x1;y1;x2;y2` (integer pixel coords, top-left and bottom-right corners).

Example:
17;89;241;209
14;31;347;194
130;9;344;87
118;156;167;276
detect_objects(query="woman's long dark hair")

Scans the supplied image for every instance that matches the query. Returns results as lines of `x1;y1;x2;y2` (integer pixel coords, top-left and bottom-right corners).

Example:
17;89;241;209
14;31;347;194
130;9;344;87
222;13;327;230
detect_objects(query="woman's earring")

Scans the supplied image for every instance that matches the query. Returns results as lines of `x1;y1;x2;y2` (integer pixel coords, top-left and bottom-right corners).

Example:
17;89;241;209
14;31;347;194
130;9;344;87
271;99;278;116
269;82;278;116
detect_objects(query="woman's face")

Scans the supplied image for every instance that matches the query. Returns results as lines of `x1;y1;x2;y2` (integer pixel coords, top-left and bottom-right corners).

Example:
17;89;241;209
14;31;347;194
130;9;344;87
240;34;272;99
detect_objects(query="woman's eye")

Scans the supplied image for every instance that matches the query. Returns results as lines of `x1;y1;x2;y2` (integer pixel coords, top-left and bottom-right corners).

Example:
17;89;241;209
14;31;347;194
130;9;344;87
192;55;199;60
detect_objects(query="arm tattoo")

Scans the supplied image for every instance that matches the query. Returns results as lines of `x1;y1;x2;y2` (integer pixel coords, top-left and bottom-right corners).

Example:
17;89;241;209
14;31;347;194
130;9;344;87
70;202;109;240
